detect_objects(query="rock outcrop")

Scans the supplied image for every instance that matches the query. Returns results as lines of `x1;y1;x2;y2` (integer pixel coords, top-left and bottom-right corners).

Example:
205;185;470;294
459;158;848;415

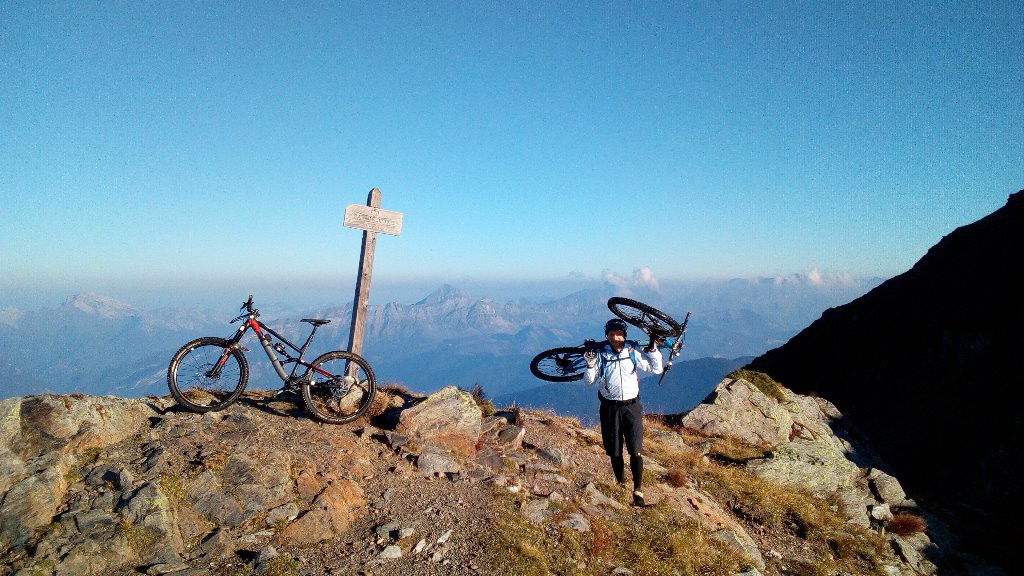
0;381;985;576
747;189;1024;570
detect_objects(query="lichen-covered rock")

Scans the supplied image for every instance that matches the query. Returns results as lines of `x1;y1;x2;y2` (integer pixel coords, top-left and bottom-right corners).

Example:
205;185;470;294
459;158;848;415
682;378;794;448
396;386;481;457
746;439;863;497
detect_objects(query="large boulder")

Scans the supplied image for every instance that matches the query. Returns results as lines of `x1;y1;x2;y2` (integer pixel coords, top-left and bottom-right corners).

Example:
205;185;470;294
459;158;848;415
396;386;482;457
0;395;156;552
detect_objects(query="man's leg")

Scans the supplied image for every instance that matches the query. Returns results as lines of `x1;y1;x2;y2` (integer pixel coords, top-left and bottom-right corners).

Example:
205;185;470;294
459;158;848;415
599;399;625;483
610;455;625;484
622;402;646;505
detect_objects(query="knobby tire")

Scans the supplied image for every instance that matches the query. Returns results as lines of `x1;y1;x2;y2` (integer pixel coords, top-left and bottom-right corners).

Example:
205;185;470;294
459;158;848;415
167;337;249;412
301;351;377;424
607;297;682;338
530;346;588;382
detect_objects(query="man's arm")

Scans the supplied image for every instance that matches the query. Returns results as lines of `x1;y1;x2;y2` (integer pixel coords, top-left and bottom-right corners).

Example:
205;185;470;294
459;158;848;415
637;346;664;375
583;350;599;385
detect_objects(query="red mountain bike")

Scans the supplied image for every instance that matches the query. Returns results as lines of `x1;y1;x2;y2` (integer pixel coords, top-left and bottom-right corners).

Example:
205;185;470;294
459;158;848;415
529;297;691;384
166;295;376;424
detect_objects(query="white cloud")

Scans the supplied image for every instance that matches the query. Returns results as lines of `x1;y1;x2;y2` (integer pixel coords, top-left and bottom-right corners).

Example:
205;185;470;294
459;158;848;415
602;267;662;295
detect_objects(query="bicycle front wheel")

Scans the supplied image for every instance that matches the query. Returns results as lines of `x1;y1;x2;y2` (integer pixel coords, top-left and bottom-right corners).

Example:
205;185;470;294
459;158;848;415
167;337;248;412
608;297;682;338
301;351;377;425
530;346;587;382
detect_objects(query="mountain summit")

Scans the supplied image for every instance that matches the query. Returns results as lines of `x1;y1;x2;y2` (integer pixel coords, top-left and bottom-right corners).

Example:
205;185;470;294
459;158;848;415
62;292;139;319
0;377;963;575
748;188;1024;569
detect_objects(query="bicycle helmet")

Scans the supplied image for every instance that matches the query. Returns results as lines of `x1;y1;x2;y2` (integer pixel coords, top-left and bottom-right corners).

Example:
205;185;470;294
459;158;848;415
604;318;628;335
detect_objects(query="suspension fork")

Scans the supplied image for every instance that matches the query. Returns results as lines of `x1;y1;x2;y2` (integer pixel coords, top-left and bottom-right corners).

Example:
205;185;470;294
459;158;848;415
207;320;250;378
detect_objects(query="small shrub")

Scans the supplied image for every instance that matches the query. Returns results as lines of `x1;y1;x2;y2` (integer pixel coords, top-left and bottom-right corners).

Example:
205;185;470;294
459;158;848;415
118;521;159;554
887;513;927;536
708;437;766;463
666;468;688;488
508;403;526;426
365;389;392;419
379;382;410;395
258;555;301;576
158;475;187;503
469;383;496;416
727;369;787;402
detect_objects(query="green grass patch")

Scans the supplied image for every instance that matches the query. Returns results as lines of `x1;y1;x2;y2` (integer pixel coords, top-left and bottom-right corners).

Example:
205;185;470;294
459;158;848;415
118;520;159;555
727;369;787;402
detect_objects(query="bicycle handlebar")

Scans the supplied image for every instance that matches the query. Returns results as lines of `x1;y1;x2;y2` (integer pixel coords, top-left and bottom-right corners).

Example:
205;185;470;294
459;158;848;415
231;295;259;323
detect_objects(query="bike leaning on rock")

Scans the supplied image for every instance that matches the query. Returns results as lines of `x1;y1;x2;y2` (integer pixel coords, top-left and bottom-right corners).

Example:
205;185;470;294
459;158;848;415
529;297;691;384
166;295;376;424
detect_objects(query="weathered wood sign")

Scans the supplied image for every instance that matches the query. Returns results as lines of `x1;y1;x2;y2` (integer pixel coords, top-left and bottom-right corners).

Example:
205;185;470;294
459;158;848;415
344;188;403;358
343;204;403;236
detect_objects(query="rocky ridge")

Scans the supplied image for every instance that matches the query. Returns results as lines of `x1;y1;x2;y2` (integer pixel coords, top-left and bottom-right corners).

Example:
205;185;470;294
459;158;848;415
0;376;981;576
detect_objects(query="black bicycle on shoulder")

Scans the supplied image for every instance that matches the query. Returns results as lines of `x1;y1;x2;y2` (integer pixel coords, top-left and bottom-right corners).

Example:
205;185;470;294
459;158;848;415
529;297;691;384
166;295;376;424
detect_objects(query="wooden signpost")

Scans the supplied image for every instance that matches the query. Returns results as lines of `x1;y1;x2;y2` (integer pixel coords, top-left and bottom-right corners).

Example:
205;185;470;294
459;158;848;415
343;188;403;357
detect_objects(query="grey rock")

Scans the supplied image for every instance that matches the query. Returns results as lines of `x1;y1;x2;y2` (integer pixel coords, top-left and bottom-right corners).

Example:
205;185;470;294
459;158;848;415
200;527;235;558
746;439;861;497
558;513;591;532
416;451;462;477
869;469;907;505
265;503;300;526
375;521;400;538
870;503;894;522
396;386;482;457
582;482;627;510
379;545;402;559
537;447;566;467
711;529;766;570
520;498;552;525
496;425;525;450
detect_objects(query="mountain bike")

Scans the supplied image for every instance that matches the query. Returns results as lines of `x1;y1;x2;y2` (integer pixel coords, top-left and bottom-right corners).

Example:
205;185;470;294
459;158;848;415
166;295;376;424
529;297;691;384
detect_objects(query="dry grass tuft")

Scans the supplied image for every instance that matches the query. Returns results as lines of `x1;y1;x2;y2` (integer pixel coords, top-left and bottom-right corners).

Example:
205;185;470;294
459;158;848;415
507;403;526;426
378;382;410;395
707;436;766;463
468;383;497;416
364;389;393;420
666;468;688;488
887;513;928;536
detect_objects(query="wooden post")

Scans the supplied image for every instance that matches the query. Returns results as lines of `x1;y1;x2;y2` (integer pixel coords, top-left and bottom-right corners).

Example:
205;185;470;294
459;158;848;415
343;188;403;357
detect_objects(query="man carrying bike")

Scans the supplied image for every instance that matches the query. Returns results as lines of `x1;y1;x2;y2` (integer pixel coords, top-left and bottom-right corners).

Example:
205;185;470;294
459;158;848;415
583;318;663;507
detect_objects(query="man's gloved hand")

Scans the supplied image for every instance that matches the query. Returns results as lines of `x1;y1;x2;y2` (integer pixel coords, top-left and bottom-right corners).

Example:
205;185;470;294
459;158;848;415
644;338;661;352
584;349;597;368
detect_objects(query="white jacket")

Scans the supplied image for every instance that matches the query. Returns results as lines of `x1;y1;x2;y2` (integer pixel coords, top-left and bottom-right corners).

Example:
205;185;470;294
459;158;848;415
583;340;663;401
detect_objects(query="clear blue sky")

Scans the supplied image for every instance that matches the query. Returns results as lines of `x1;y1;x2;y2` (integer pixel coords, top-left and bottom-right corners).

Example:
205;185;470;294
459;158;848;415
2;1;1022;309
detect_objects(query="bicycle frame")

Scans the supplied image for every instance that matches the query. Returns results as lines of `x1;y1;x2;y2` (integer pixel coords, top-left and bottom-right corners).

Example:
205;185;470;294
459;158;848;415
214;313;324;384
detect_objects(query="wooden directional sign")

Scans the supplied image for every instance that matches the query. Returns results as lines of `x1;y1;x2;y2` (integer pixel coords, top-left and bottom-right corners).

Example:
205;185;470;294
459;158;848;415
344;205;403;236
344;188;403;359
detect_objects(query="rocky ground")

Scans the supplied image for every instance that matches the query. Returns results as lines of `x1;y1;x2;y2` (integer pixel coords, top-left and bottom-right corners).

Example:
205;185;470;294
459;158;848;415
0;374;999;576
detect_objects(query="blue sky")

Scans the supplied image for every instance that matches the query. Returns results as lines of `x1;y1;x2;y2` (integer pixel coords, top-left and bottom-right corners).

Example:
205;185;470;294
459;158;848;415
2;1;1021;309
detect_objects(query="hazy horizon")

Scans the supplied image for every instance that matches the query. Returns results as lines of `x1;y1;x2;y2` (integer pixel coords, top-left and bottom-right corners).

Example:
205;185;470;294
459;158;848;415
0;266;883;313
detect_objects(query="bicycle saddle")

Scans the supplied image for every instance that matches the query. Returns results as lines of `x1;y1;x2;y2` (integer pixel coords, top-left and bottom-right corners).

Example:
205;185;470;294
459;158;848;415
301;318;331;326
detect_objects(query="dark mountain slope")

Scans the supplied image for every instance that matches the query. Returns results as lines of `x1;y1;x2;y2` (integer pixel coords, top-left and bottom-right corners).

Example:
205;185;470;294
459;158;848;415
747;188;1024;567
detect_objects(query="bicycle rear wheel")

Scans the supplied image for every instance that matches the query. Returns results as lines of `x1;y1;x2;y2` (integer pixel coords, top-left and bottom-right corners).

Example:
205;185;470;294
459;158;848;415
167;337;248;412
530;346;588;382
608;297;682;338
301;351;377;424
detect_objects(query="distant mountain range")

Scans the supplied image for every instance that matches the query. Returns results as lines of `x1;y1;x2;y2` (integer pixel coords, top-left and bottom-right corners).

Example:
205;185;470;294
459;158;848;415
0;274;880;404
